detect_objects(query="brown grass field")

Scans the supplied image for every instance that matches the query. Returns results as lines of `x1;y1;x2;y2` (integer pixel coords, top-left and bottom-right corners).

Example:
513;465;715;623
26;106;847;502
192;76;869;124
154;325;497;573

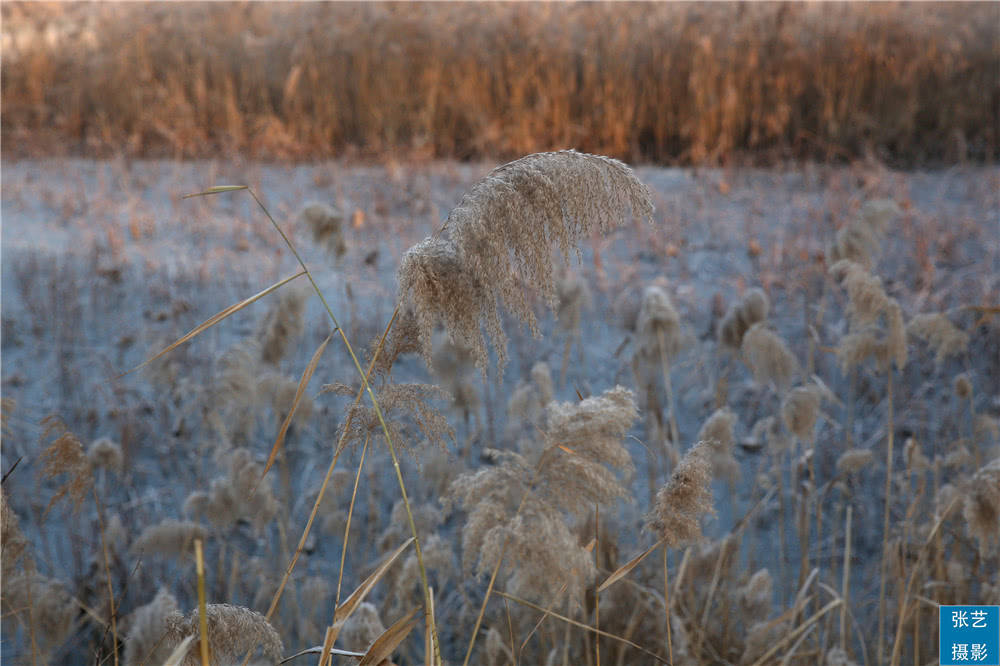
1;3;999;666
3;2;998;165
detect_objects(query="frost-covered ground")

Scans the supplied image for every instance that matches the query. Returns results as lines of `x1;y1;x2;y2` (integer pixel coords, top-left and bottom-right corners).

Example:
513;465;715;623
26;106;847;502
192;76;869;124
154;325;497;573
2;157;998;663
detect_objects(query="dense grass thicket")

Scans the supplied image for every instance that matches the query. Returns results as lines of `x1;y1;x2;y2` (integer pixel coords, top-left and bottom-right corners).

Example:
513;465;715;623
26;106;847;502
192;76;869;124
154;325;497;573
1;153;997;665
3;2;999;165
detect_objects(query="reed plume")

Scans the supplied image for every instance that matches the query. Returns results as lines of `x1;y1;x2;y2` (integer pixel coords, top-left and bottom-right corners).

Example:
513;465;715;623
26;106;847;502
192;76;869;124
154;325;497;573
449;386;638;604
646;440;715;548
964;457;1000;555
398;150;653;371
741;322;799;390
907;313;970;365
300;201;347;260
697;407;739;483
829;199;901;269
719;287;770;350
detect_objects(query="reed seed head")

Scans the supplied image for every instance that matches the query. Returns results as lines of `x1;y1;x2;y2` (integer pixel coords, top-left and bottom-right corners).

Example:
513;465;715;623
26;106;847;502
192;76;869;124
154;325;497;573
646;440;715;548
741;322;798;390
907;312;970;366
300;201;347;259
398;150;653;372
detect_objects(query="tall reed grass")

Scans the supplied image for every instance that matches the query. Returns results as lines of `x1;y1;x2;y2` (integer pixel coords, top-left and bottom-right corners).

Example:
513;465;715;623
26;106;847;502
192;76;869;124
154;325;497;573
3;2;997;164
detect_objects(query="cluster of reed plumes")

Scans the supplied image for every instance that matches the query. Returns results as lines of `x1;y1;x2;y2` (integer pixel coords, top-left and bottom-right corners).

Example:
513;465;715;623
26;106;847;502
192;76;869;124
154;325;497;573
3;2;998;164
2;150;998;666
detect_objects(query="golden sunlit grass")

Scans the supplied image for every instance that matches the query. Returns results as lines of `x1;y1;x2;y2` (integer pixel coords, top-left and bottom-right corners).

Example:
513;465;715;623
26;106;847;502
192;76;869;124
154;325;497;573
2;2;997;165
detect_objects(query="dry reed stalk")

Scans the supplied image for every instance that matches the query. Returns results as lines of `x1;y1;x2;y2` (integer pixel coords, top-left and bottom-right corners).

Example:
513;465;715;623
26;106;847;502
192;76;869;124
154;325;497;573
194;539;210;666
840;506;852;655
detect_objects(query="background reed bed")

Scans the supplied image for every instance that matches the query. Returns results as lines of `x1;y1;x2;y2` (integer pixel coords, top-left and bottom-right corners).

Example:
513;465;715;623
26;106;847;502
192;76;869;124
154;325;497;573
3;1;998;165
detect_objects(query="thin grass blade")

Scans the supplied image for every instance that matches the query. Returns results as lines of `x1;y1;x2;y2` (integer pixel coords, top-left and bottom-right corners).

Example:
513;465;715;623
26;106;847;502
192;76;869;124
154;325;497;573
598;539;663;592
119;271;306;378
182;185;249;199
358;608;420;666
279;646;366;664
161;636;195;666
495;591;669;664
334;538;414;625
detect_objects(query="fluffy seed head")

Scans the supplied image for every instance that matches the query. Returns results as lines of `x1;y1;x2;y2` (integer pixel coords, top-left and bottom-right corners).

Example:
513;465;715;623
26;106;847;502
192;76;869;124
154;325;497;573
123;587;183;666
300;201;346;259
782;384;825;443
256;281;310;365
697;407;739;482
131;519;208;558
636;284;684;362
954;373;973;399
718;287;770;350
907;313;970;365
87;437;124;475
398;150;653;372
646;440;715;547
741;322;798;390
964;458;1000;555
836;448;873;475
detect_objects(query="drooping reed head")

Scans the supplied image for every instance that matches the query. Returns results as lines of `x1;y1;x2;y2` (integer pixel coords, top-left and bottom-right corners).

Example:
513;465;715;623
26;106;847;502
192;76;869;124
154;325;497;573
646;440;715;548
398;150;653;372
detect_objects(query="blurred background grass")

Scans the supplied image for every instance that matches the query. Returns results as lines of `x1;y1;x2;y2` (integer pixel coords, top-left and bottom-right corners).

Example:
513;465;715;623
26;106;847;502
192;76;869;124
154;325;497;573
3;1;998;166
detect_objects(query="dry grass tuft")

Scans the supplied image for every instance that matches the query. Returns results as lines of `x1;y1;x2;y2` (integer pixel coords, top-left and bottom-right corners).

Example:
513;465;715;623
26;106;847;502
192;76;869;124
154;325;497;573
697;407;739;483
398;150;652;371
830;199;901;269
836;449;874;475
907;312;970;365
180;604;283;666
257;281;310;365
830;260;907;372
719;287;769;350
2;573;79;657
300;202;347;260
741;322;798;390
131;519;208;559
87;436;124;475
646;440;715;548
37;416;94;515
635;284;685;363
123;587;183;666
781;383;829;443
963;457;1000;555
449;386;638;604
